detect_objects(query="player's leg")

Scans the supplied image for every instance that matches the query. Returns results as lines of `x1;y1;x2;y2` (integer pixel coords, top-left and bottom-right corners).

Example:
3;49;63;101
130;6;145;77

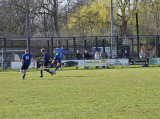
22;69;26;80
48;60;56;70
20;66;25;74
52;58;61;75
39;65;43;77
55;63;60;71
22;65;29;80
44;65;52;75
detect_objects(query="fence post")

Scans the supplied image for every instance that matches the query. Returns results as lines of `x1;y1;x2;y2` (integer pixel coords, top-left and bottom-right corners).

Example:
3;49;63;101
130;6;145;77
3;38;6;59
95;36;98;51
51;37;53;60
157;35;159;57
103;39;105;53
66;40;68;59
84;40;87;50
28;37;30;54
116;36;118;58
73;37;76;59
132;38;134;58
136;13;139;58
47;40;49;57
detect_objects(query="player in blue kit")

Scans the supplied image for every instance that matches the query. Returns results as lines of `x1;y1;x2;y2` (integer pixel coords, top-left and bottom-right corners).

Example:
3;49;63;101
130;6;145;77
47;46;68;75
39;48;52;77
21;50;35;80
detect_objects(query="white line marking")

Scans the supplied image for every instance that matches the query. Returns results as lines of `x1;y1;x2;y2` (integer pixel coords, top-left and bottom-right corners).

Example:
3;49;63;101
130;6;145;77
6;107;160;119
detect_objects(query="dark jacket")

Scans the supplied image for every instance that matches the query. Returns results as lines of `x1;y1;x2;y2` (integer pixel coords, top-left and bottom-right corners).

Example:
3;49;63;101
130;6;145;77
122;53;130;58
76;53;83;59
84;53;92;59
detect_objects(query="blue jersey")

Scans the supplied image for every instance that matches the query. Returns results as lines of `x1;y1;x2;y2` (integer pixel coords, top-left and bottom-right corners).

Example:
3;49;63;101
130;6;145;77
44;52;49;63
122;53;130;58
22;54;32;65
54;48;67;58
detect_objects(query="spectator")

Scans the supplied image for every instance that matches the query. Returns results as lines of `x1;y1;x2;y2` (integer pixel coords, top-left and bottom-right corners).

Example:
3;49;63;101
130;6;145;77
105;53;108;59
94;51;99;68
13;52;20;62
75;50;83;69
10;58;12;62
139;49;145;59
0;55;4;62
83;50;92;69
100;50;105;68
83;50;92;60
122;50;130;58
100;51;105;59
76;50;83;60
0;55;4;67
149;49;154;58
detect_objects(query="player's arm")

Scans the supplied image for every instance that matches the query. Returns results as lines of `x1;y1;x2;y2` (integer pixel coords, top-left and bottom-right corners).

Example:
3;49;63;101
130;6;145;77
31;57;35;66
63;50;68;54
53;48;59;54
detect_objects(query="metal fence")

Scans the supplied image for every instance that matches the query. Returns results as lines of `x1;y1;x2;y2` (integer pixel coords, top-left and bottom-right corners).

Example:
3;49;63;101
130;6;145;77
0;35;160;63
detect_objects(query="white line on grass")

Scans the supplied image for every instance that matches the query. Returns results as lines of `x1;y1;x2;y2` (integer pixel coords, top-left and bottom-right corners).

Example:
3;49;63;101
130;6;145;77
6;107;160;119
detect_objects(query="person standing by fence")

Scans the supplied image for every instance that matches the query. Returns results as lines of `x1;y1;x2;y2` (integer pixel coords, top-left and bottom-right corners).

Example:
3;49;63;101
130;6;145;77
94;51;99;68
0;55;4;62
83;50;92;69
100;51;106;68
83;50;92;60
139;49;145;59
122;50;130;58
0;55;4;67
13;52;20;62
76;50;83;60
75;50;83;69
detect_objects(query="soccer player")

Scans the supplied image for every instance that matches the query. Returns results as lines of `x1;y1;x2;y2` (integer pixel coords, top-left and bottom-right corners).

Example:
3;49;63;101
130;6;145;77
39;48;52;77
21;50;35;80
48;45;68;75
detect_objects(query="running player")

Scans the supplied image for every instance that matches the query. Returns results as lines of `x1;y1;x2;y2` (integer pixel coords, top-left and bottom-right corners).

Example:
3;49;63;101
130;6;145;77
39;48;52;77
48;45;68;75
21;50;35;80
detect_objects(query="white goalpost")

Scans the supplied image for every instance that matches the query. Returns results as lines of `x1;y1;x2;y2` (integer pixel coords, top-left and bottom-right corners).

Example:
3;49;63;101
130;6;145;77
0;49;36;71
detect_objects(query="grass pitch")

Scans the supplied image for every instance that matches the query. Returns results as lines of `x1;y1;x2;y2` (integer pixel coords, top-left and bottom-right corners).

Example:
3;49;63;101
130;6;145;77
0;67;160;119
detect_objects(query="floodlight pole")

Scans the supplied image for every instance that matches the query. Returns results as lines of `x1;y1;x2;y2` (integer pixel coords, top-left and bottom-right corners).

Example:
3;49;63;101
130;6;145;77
110;0;114;58
136;13;139;58
26;13;30;53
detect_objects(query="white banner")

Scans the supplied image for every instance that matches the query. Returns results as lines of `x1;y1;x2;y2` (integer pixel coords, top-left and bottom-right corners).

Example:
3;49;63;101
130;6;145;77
149;58;160;65
61;60;84;67
85;60;106;66
11;62;37;69
106;59;129;67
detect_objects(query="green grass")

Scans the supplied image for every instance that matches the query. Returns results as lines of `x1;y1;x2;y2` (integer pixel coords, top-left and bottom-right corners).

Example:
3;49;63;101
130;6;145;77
0;67;160;119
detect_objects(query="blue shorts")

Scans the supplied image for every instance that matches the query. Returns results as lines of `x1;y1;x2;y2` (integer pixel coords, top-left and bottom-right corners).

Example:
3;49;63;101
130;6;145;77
53;55;61;63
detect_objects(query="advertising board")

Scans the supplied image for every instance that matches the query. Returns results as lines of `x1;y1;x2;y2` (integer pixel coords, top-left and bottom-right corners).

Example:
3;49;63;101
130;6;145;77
85;60;106;66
